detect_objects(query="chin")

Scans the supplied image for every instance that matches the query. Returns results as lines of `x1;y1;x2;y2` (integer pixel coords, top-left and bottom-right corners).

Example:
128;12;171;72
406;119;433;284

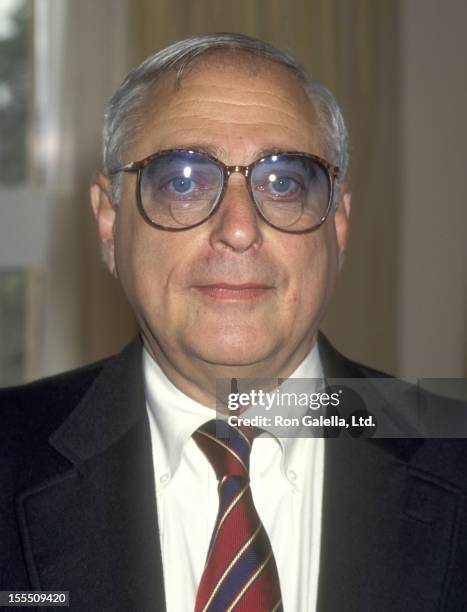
202;351;268;368
190;333;276;368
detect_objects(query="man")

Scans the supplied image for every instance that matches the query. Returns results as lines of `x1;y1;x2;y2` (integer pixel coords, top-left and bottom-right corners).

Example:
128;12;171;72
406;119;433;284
1;33;467;612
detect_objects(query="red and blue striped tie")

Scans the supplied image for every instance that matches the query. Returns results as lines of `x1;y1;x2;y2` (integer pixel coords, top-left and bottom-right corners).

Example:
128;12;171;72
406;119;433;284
193;419;283;612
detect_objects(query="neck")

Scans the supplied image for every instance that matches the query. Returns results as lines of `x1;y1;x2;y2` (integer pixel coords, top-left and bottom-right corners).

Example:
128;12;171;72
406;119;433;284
141;332;318;410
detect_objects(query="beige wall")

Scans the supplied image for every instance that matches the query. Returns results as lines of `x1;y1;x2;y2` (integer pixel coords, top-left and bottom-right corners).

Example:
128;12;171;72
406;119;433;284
399;0;467;378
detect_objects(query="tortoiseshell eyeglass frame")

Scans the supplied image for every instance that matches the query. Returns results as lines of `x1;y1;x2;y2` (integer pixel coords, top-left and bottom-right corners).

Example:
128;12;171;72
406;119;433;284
109;148;340;234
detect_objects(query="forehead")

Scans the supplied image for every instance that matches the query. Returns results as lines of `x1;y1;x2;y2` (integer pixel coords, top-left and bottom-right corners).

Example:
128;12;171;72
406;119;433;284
128;54;325;163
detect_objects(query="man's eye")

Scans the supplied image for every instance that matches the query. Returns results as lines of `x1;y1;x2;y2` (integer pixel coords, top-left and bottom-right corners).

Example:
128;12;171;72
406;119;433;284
167;177;195;194
267;176;301;197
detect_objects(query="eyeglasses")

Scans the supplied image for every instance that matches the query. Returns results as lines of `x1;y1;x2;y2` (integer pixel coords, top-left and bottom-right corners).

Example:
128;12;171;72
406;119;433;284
110;148;340;233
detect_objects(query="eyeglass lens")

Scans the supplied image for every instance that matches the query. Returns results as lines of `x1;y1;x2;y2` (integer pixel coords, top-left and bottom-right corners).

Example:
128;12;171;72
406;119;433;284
139;151;331;231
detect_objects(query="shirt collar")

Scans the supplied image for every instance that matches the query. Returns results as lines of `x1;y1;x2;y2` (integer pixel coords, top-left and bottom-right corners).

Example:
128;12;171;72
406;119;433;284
143;350;214;485
144;342;324;485
265;342;324;481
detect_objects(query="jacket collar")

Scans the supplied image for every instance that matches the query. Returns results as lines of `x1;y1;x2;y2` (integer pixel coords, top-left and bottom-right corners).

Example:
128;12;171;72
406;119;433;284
49;331;418;466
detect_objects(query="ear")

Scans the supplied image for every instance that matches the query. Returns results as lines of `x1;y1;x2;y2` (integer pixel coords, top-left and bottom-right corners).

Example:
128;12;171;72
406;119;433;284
90;173;118;278
334;180;351;264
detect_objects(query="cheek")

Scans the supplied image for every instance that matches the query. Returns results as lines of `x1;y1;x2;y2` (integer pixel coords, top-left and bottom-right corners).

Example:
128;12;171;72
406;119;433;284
114;208;166;309
286;230;338;307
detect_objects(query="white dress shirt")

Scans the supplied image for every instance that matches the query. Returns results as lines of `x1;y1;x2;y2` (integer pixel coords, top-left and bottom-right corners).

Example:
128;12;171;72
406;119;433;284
144;346;325;612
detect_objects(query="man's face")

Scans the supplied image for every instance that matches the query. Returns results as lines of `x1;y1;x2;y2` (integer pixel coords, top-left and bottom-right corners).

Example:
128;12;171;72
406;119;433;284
93;55;350;385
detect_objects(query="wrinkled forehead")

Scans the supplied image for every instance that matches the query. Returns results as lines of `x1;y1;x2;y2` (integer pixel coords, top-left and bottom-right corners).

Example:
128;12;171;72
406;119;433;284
127;52;326;162
175;50;316;110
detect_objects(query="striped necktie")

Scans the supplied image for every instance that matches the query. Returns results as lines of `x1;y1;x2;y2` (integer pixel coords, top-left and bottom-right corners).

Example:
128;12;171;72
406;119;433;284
192;419;283;612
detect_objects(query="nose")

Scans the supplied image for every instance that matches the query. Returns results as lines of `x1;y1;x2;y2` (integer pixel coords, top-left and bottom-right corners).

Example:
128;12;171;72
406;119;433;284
208;172;263;253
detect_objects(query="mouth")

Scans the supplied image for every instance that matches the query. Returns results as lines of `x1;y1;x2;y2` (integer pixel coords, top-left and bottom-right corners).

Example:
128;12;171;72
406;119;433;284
193;283;274;301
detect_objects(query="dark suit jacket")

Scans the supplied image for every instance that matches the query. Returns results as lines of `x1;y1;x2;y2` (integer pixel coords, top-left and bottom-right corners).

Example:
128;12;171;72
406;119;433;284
1;334;467;611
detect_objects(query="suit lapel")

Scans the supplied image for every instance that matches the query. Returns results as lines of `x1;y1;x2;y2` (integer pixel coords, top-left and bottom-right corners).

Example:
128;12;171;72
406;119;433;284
316;333;462;611
16;338;167;611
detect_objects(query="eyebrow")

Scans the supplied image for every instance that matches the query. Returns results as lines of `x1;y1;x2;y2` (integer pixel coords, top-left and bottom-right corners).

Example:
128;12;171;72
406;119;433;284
158;143;305;160
166;143;228;158
255;146;293;157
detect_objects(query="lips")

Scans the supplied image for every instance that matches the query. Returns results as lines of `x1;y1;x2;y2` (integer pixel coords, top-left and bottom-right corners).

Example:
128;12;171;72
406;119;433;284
193;283;274;300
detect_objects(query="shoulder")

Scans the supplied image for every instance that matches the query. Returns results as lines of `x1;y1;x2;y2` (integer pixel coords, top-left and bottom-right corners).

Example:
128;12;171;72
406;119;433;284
0;356;112;442
317;331;392;379
0;335;143;459
344;358;392;380
319;334;467;472
0;336;143;500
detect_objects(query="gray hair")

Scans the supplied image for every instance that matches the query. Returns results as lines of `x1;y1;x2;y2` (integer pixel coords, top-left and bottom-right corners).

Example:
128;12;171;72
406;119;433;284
102;32;349;203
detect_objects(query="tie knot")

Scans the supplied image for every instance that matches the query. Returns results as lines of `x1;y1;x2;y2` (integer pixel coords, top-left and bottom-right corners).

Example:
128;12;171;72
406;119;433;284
193;419;259;480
